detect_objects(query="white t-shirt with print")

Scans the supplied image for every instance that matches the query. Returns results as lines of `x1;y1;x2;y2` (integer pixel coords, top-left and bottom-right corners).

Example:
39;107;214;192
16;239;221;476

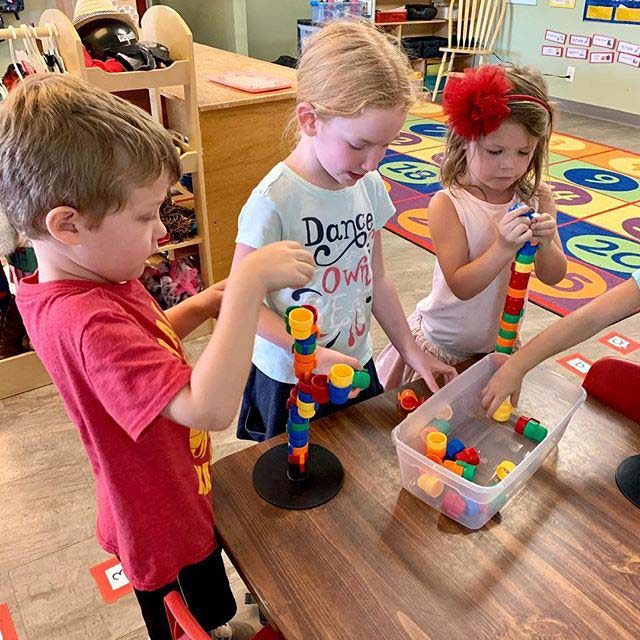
236;162;395;384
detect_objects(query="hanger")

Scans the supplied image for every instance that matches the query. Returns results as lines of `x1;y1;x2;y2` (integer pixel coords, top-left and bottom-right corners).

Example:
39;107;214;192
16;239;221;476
45;23;66;73
7;26;24;80
21;25;48;74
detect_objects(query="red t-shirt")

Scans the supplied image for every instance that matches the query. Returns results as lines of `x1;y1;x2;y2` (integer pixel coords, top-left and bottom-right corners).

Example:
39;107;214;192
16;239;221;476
17;274;215;590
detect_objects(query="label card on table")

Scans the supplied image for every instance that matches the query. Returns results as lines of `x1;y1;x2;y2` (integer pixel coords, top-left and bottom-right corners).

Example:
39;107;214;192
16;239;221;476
589;51;614;63
90;558;133;604
557;353;593;378
593;34;616;49
598;332;640;354
569;34;591;46
545;29;567;44
542;45;564;57
567;47;588;59
618;52;640;67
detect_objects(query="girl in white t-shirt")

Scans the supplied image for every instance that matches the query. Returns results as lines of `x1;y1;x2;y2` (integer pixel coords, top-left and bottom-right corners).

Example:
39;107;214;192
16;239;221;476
232;20;456;441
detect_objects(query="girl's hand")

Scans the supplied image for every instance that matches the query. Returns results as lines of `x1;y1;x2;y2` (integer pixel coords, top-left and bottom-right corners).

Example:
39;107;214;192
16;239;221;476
199;285;225;319
497;206;533;251
530;213;557;249
481;359;525;416
406;349;457;393
315;346;364;399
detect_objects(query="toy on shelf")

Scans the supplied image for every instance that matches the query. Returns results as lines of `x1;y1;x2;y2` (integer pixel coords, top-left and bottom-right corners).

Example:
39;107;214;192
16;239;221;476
252;304;370;509
496;204;539;356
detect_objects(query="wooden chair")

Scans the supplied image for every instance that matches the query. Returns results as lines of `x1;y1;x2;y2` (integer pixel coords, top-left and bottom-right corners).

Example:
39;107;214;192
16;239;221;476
431;0;508;101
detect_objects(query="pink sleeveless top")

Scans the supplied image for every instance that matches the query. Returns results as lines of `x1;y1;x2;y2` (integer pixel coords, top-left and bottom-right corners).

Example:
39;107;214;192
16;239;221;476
417;186;524;356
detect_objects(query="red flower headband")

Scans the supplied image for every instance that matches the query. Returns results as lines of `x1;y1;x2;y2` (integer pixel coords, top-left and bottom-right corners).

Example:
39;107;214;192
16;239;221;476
443;66;551;140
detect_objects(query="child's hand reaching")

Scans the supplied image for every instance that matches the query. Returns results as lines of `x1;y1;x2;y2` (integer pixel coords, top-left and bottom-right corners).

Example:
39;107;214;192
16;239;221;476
496;206;533;251
481;357;525;416
406;348;457;393
530;212;557;248
243;241;315;291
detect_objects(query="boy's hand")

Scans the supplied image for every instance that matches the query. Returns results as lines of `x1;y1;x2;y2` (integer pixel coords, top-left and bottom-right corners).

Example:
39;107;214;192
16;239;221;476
530;213;557;249
481;358;525;416
200;285;225;319
242;241;315;291
497;206;533;251
315;346;364;399
406;349;457;393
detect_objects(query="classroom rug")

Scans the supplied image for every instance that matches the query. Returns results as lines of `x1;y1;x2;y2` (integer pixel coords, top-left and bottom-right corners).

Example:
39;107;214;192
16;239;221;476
380;102;640;316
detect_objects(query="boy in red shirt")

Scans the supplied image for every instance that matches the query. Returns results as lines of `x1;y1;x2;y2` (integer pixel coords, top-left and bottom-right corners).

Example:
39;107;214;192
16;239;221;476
0;75;314;639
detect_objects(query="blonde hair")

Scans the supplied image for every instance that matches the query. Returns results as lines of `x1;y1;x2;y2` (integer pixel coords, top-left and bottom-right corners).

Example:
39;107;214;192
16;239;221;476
294;19;415;127
440;65;553;204
0;74;181;239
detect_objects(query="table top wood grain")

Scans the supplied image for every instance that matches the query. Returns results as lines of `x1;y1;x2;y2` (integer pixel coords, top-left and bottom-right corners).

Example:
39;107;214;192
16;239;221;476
212;379;640;639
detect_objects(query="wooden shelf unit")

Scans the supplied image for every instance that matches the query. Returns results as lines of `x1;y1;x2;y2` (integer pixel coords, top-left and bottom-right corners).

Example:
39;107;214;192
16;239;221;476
0;6;213;400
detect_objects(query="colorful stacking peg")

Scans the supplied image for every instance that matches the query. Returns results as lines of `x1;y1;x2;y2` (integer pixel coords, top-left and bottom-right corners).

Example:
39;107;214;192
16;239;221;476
430;418;451;436
492;399;513;422
426;431;447;460
426;452;444;465
514;415;532;434
443;459;464;476
329;363;354;388
523;420;548;443
328;382;350;405
287;306;314;340
455;460;476;481
352;369;370;389
417;473;444;498
311;374;330;404
441;489;466;519
455;447;479;466
398;389;422;414
496;460;516;480
445;438;465;461
464;499;480;518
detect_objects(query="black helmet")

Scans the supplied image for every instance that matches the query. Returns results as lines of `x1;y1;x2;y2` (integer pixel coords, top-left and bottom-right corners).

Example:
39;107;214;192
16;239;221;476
77;18;138;61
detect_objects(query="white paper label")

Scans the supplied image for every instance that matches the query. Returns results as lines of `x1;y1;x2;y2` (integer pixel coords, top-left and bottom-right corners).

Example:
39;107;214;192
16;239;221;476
593;34;615;49
618;52;640;67
105;563;130;591
566;47;588;59
567;357;591;374
590;51;613;63
569;35;591;46
542;46;563;57
617;41;640;56
545;29;567;44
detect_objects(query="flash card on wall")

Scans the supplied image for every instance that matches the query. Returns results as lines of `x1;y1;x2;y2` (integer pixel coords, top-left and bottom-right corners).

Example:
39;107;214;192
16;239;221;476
593;34;616;49
567;47;588;59
569;35;591;46
617;41;640;56
590;51;614;63
545;29;567;44
618;52;640;67
542;45;563;56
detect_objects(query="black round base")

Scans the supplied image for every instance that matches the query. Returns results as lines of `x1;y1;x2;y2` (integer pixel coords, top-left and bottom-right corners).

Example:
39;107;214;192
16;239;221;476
252;443;344;510
615;454;640;508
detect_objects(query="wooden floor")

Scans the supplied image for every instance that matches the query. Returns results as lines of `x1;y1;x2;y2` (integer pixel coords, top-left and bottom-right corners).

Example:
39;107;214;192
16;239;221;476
0;113;638;639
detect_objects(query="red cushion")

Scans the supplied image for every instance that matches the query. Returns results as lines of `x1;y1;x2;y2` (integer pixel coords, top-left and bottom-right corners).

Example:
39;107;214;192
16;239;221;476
583;356;640;423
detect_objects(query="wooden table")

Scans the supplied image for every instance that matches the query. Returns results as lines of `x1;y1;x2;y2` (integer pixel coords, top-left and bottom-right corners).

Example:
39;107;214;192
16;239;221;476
212;379;640;639
163;44;297;281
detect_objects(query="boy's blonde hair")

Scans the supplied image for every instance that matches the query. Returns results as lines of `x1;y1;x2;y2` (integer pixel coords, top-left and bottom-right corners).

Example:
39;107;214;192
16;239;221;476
440;65;553;204
296;19;415;123
0;74;181;239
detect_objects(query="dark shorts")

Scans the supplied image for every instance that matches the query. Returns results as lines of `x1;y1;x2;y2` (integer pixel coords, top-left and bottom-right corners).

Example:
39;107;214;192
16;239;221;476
237;358;384;441
133;545;236;640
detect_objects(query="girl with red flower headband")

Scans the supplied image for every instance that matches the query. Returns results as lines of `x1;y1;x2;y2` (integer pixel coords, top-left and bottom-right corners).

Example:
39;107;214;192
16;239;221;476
376;65;567;386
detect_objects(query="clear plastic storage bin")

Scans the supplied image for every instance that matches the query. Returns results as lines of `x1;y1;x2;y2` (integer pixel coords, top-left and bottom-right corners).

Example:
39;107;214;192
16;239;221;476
391;354;586;528
310;1;366;24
